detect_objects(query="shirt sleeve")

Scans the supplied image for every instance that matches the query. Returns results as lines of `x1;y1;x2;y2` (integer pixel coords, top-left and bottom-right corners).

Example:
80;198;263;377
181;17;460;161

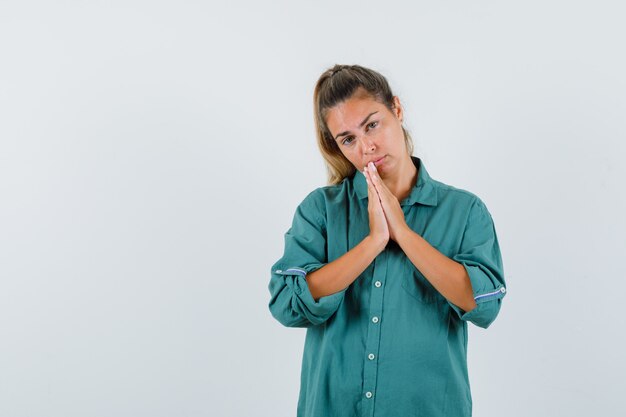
449;198;507;329
268;191;346;328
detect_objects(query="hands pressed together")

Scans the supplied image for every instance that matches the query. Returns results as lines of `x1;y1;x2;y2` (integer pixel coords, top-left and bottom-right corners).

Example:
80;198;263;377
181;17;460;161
363;161;409;246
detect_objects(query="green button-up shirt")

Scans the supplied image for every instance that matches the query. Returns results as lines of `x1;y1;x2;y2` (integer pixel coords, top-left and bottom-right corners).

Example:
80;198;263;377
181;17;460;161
268;156;506;417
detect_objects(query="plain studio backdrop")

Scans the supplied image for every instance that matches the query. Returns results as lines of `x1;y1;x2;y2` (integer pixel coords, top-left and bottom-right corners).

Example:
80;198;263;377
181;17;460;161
1;1;624;416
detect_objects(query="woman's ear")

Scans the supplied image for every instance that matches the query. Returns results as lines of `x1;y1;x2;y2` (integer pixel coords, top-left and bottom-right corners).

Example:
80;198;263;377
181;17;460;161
392;96;403;122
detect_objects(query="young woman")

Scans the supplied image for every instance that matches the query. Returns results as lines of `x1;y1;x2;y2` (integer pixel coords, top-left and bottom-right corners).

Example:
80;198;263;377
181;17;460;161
268;64;507;417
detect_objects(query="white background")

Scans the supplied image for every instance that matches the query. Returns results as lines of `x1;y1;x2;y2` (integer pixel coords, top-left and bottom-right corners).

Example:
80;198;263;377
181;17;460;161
1;1;625;416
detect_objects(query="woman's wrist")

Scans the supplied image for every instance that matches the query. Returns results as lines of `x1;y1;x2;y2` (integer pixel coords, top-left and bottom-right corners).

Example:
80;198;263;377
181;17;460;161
365;234;388;254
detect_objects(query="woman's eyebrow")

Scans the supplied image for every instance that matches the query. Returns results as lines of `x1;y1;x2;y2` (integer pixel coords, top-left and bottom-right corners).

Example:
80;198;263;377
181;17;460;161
334;111;379;141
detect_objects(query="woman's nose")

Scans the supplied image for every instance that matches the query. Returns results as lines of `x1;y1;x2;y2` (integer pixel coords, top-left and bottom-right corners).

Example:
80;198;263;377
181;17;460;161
361;137;376;153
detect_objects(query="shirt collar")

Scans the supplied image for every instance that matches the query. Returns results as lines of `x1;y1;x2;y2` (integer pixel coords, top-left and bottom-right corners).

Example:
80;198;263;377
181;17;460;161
353;156;438;207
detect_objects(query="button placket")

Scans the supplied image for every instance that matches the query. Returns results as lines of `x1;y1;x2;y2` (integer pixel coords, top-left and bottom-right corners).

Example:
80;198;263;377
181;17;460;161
362;250;387;416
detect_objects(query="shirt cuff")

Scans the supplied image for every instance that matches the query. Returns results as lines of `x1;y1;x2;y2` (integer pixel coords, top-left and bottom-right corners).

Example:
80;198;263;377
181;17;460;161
448;262;507;329
274;265;345;325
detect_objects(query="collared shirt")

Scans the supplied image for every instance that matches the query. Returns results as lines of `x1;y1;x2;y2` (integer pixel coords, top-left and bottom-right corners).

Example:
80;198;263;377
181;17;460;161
268;156;506;417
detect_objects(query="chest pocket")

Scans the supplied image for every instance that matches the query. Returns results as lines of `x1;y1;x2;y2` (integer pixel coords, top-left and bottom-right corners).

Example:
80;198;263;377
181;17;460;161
401;257;446;304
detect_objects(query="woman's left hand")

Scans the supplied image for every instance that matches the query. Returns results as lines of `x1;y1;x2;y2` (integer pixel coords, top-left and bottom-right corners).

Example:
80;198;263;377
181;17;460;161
364;162;409;242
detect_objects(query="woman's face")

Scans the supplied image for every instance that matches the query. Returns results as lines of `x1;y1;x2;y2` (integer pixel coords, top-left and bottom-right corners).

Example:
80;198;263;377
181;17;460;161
325;89;406;177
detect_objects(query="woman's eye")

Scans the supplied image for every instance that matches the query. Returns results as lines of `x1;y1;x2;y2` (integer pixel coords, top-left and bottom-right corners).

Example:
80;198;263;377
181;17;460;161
367;121;378;129
342;136;354;146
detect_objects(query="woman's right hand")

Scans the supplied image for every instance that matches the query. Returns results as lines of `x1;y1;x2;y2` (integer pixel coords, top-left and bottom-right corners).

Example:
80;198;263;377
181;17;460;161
364;167;389;248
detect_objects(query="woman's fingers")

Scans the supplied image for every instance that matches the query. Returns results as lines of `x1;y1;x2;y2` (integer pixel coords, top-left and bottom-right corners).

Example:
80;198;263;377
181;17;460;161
364;168;381;209
366;163;390;207
366;162;408;242
364;166;389;244
367;162;389;199
364;168;380;201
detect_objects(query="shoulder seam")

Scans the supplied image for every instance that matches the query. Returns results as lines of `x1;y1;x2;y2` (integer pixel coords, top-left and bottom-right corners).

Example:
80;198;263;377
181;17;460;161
301;188;327;231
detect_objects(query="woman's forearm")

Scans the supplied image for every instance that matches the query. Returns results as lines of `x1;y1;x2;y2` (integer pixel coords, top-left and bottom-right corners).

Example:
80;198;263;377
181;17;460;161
306;236;386;301
396;226;477;312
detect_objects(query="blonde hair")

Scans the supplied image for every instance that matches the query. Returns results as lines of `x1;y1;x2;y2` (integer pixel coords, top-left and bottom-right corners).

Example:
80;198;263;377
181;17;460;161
313;64;414;185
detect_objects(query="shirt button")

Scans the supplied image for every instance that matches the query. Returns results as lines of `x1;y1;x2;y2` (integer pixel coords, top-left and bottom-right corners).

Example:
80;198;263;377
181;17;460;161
500;287;506;293
275;270;282;273
368;353;375;360
374;281;382;287
372;316;379;323
365;391;373;399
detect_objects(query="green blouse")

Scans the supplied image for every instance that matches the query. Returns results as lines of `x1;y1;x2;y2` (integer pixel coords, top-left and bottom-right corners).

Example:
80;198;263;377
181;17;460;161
268;156;506;417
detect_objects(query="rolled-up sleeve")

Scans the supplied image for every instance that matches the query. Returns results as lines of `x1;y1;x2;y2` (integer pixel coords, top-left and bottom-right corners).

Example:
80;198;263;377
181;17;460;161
268;191;346;328
450;198;507;329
